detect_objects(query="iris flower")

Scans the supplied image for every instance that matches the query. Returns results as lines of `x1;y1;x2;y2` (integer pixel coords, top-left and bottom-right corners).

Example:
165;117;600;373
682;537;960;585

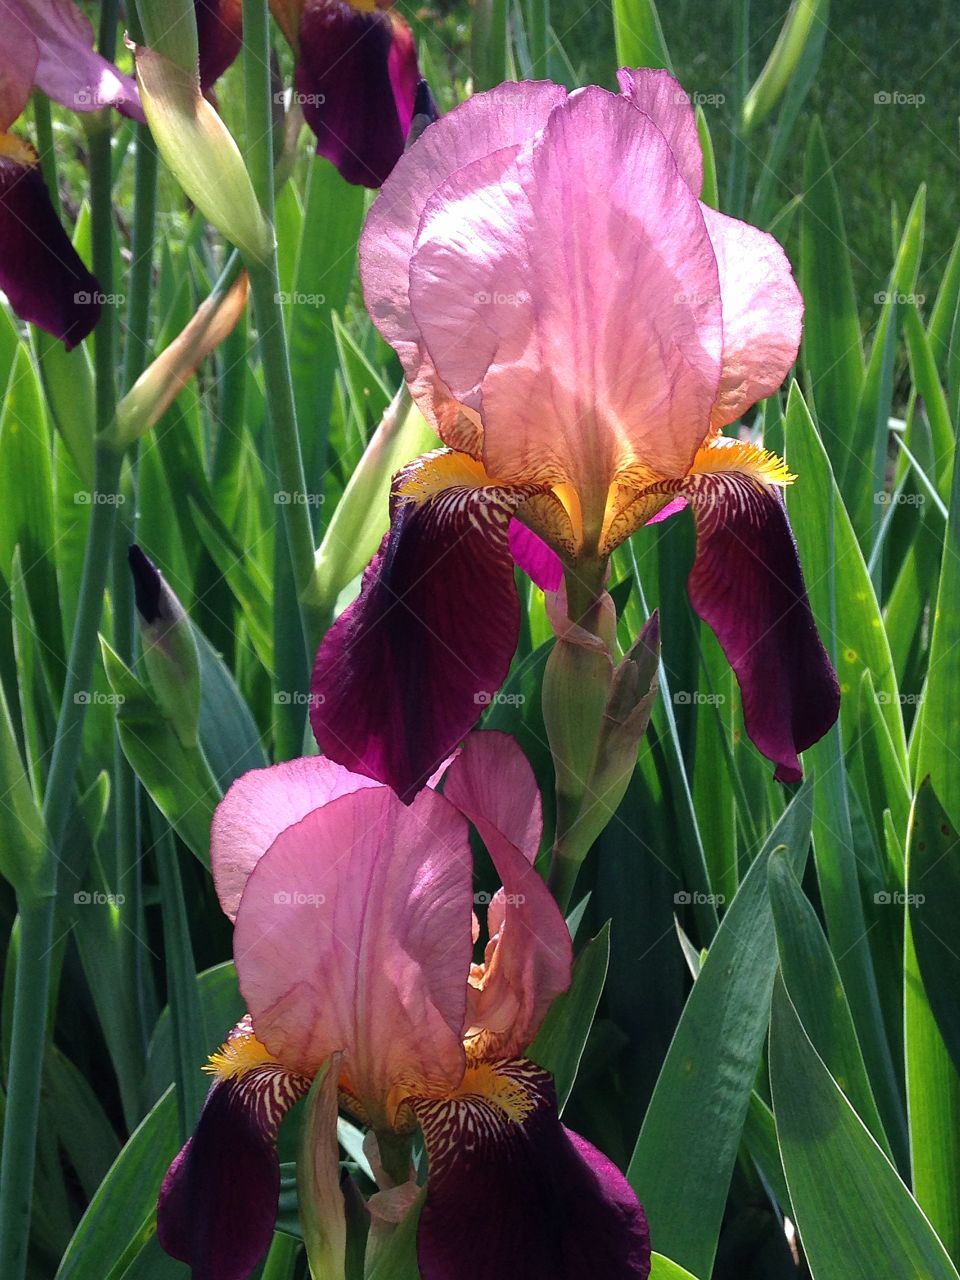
310;67;840;801
0;0;141;346
270;0;421;186
157;732;651;1279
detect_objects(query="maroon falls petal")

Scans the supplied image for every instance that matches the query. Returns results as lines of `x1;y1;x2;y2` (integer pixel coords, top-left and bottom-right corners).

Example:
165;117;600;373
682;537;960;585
0;134;100;348
196;0;244;93
296;0;420;187
311;452;539;802
158;1023;310;1280
659;448;840;782
411;1058;651;1280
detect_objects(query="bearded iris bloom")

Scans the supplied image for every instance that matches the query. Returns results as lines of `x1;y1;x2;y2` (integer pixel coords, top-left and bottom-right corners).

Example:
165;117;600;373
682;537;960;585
157;732;651;1279
310;67;840;801
0;0;142;346
270;0;421;187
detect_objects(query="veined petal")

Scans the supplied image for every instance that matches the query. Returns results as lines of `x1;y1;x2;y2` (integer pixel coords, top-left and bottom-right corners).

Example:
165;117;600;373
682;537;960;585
296;0;419;187
508;520;563;592
196;0;244;92
408;87;723;537
412;1059;651;1280
701;204;803;429
360;81;567;444
658;438;839;781
233;784;473;1120
157;1018;310;1280
7;0;142;119
211;755;380;922
311;450;541;801
617;66;703;195
443;734;571;1055
0;135;101;348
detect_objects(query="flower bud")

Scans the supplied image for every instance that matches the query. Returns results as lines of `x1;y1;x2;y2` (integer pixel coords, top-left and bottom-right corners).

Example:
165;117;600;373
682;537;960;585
543;589;661;902
105;273;248;449
128;545;201;748
131;41;274;266
311;385;436;612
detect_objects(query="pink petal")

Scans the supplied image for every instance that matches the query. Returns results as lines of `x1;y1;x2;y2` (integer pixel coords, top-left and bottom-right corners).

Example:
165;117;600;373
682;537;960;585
443;731;543;863
617;66;703;195
0;32;38;131
7;0;143;120
361;80;567;375
509;520;563;592
408;87;723;526
644;494;687;525
701;204;803;429
211;755;380;923
444;733;571;1054
233;786;473;1115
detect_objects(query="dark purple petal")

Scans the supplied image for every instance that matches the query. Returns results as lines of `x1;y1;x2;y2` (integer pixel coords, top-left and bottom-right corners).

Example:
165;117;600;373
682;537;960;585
0;137;100;349
679;470;839;781
311;452;538;803
157;1036;309;1280
196;0;243;93
508;520;563;592
296;0;419;188
412;1058;651;1280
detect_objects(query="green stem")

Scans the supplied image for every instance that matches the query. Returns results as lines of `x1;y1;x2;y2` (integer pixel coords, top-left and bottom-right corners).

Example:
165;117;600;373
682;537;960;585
31;95;59;210
0;443;124;1280
0;77;125;1269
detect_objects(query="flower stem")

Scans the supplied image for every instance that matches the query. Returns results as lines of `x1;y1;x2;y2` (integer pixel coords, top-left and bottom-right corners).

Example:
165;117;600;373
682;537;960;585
0;443;124;1280
0;78;125;1269
241;0;325;729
